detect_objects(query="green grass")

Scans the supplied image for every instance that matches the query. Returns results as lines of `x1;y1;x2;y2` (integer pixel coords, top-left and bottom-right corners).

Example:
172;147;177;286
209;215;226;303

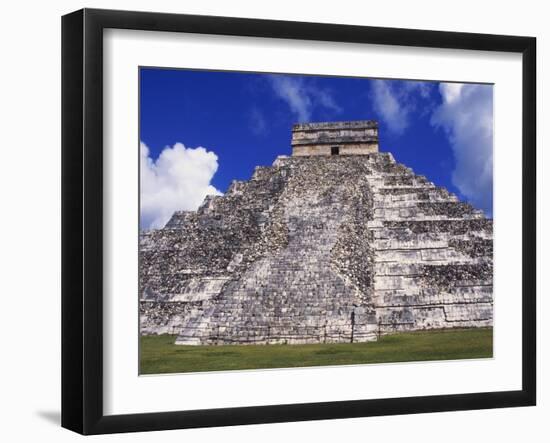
140;327;493;375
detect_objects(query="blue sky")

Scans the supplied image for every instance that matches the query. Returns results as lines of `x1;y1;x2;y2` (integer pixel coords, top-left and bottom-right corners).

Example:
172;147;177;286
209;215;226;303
140;68;493;230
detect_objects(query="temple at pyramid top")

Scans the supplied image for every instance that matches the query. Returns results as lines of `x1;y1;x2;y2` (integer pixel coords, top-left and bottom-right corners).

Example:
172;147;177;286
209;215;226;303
291;120;379;157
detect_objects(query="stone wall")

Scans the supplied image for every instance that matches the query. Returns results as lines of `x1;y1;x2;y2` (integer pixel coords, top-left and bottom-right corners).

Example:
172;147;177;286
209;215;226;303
291;120;379;156
139;152;493;345
292;143;379;157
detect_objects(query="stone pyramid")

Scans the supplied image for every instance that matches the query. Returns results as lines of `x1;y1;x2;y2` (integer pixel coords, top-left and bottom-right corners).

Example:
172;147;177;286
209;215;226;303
140;121;493;345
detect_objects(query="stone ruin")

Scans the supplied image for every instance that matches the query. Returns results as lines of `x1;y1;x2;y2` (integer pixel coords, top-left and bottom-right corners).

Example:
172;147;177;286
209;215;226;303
291;120;379;156
140;120;493;345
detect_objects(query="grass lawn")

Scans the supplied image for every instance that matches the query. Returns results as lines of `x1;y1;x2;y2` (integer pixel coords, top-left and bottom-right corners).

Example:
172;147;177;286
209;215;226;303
140;327;492;374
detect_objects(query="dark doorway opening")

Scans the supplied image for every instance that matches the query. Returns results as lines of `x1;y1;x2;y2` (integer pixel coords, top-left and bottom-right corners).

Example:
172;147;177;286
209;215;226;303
331;146;340;156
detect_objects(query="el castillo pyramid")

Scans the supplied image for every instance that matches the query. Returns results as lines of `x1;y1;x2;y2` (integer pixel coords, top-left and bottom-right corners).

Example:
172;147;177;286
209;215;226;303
140;121;493;345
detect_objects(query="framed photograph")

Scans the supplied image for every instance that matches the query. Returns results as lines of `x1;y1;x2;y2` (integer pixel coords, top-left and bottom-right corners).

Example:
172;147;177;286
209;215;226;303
62;8;536;435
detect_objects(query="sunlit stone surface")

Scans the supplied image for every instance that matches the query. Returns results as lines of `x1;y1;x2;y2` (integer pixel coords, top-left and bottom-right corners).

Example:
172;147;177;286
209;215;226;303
139;122;493;345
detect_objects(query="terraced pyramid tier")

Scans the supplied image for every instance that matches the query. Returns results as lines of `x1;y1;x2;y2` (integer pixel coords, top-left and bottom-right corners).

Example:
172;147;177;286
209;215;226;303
139;152;493;345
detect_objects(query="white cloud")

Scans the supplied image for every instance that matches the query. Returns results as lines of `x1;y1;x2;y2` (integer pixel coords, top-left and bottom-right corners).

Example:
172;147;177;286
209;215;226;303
440;83;464;104
371;80;434;135
370;79;492;214
268;76;341;122
140;142;222;230
371;80;409;135
431;83;493;215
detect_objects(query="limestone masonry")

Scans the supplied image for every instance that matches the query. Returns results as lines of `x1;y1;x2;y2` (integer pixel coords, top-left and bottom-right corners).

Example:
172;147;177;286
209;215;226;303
291;120;379;156
140;121;493;345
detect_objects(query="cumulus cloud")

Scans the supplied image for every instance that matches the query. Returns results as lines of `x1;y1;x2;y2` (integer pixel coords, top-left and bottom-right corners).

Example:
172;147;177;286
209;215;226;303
140;142;222;230
371;80;434;135
268;75;341;122
431;83;493;215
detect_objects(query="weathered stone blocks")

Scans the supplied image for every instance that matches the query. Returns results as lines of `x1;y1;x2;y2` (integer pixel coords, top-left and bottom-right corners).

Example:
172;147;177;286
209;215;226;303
291;120;379;156
140;146;493;345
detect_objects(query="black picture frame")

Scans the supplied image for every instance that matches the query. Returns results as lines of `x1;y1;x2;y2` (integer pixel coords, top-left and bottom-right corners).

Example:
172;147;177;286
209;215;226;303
61;8;537;435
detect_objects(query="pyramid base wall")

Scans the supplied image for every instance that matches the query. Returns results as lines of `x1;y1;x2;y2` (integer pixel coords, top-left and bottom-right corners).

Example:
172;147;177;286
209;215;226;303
139;153;493;346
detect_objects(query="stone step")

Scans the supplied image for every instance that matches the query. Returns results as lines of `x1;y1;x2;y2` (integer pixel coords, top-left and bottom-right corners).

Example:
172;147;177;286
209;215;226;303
140;153;493;344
